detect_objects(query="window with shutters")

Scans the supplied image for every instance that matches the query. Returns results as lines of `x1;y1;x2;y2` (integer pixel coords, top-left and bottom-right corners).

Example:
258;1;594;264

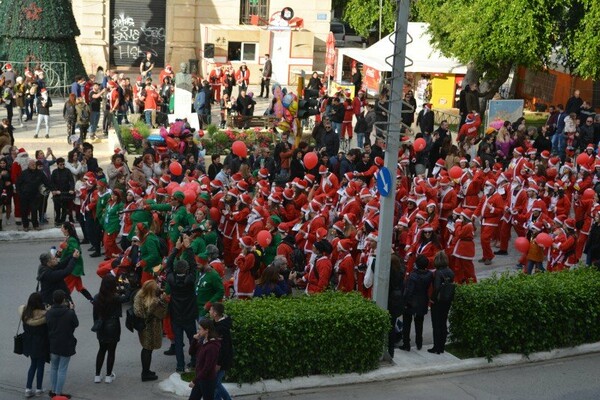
240;0;269;25
228;42;258;62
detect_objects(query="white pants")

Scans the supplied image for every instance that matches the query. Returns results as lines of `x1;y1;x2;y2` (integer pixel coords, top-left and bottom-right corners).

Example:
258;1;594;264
35;114;50;136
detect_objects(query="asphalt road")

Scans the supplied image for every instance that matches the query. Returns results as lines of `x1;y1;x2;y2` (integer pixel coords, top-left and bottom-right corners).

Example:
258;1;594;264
255;353;600;400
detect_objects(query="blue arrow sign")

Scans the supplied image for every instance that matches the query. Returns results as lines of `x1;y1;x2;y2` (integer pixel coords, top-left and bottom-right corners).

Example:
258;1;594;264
376;166;392;197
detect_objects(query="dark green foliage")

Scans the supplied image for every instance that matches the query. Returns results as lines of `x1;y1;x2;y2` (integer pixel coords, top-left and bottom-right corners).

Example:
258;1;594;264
449;268;600;360
0;0;86;80
224;291;390;383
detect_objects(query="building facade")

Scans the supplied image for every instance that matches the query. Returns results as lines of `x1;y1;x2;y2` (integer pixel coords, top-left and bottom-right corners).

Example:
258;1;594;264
72;0;332;84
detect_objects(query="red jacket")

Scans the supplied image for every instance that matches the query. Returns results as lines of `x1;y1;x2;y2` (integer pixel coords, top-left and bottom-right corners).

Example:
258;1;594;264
439;187;458;221
452;221;475;260
233;252;256;297
335;252;355;292
474;192;504;227
305;256;332;294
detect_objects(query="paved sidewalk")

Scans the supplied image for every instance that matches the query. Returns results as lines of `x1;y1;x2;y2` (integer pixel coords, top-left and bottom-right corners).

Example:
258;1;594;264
159;342;600;398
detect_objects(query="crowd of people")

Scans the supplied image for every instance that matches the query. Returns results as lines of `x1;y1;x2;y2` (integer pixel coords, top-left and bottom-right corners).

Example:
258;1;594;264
10;58;600;399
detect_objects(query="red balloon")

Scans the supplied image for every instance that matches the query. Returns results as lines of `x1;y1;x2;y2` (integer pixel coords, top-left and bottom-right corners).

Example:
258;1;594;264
165;136;178;151
449;166;463;180
183;190;196;205
232;140;248;158
576;152;590;168
582;188;596;201
413;138;426;152
304;152;318;170
535;232;553;248
166;181;179;195
209;207;221;222
169;161;183;176
257;230;273;248
514;237;530;254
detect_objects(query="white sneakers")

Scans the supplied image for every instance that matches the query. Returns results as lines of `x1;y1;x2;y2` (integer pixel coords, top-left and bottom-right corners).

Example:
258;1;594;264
35;389;44;396
105;373;116;384
95;373;116;383
25;388;34;398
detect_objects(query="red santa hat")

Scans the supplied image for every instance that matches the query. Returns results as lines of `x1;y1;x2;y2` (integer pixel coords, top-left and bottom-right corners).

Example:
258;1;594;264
415;211;428;220
540;150;550;159
366;231;378;242
160;174;171;184
240;193;252;205
268;192;282;204
359;188;372;200
283;188;295;201
421;223;434;232
484;179;497;188
258;168;269;178
564;218;576;231
239;236;254;248
531;220;545;232
337;239;354;253
531;199;545;212
344;172;354;182
305;174;316;185
397;217;409;227
210;179;223;189
333;220;345;233
236;180;249;193
318;165;328;175
374;156;384;167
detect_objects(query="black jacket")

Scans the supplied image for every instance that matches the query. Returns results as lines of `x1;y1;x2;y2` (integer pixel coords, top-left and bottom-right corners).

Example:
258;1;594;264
322;131;340;158
214;315;234;370
330;103;345;123
50;167;75;193
417;109;435;134
16;167;49;198
432;267;455;305
166;248;198;324
37;257;76;305
585;222;600;262
92;294;122;343
403;269;433;316
46;304;79;357
388;266;405;318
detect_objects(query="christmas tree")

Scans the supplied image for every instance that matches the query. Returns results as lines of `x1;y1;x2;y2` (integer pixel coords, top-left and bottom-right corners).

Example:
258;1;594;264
0;0;86;81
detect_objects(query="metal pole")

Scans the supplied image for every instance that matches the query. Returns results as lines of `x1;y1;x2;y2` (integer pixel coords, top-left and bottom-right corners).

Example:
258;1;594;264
379;0;383;41
372;0;410;310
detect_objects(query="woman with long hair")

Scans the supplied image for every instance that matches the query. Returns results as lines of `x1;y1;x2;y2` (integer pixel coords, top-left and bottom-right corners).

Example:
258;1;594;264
253;265;288;298
19;292;49;398
63;93;77;142
93;275;122;383
133;280;168;381
189;319;221;400
58;222;94;303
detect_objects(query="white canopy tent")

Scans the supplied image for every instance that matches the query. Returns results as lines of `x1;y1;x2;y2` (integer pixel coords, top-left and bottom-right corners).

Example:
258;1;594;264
335;22;467;79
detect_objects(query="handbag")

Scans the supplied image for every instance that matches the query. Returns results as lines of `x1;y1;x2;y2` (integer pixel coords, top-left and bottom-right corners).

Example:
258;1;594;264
14;318;24;355
91;319;104;333
125;307;146;332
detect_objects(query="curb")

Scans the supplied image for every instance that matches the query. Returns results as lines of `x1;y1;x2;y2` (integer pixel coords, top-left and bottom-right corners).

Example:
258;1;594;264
159;342;600;398
0;227;84;241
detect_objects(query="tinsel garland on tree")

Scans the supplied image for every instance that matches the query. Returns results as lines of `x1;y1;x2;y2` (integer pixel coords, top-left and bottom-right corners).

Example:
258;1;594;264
0;0;86;80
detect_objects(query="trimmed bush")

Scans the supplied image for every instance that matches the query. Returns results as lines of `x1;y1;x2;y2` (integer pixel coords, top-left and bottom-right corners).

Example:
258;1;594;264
449;268;600;360
224;291;390;383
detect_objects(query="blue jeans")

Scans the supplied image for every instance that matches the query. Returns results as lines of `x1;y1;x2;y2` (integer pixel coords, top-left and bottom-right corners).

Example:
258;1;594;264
172;319;197;370
214;369;231;400
527;260;545;274
145;110;153;127
356;132;365;149
90;111;100;134
551;133;565;159
35;114;50;136
189;379;216;400
26;357;45;390
50;354;70;394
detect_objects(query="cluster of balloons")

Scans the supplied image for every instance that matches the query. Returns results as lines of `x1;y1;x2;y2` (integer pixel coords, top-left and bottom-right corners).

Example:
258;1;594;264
272;83;299;135
514;233;554;254
164;179;200;205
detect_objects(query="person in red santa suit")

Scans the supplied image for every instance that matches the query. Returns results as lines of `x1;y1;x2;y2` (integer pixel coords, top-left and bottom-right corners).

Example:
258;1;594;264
548;181;571;219
293;239;333;294
233;236;257;299
460;167;483;213
334;239;356;292
220;189;240;267
209;65;224;102
11;147;29;226
438;176;458;246
451;209;476;283
358;232;378;298
158;64;174;86
548;218;578;271
574;189;595;261
408;224;441;273
474;179;505;265
497;176;528;255
456;112;481;143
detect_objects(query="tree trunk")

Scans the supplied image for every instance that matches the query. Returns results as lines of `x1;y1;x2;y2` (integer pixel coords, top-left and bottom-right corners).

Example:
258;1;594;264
477;63;513;116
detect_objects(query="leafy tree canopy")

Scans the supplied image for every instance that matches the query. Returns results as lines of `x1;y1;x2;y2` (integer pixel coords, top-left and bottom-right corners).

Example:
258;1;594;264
339;0;399;38
417;0;600;82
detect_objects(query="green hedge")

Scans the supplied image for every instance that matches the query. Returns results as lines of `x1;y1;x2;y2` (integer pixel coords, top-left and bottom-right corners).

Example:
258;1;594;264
449;268;600;360
224;291;390;383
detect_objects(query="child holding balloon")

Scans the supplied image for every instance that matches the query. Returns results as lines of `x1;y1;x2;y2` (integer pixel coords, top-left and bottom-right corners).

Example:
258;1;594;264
526;221;546;274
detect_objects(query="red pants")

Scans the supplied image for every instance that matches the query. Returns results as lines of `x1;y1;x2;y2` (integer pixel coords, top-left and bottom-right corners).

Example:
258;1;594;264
454;257;477;283
211;84;221;101
97;259;114;277
64;274;85;292
480;225;496;260
439;220;449;246
341;122;353;139
103;232;122;259
223;237;235;266
499;220;527;252
576;232;588;261
163;314;174;341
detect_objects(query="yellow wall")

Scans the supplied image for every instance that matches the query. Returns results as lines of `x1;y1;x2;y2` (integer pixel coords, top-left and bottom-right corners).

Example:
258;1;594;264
431;75;456;110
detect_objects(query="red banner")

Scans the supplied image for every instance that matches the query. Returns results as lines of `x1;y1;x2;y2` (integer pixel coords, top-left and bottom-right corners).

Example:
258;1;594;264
362;64;380;94
325;31;336;79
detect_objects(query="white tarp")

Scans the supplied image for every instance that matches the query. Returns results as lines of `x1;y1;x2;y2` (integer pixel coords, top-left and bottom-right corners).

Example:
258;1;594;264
336;22;467;77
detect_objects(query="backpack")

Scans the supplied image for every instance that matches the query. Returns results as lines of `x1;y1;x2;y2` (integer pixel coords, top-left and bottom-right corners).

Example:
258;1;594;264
79;105;90;123
250;250;263;279
125;307;146;332
437;275;456;303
